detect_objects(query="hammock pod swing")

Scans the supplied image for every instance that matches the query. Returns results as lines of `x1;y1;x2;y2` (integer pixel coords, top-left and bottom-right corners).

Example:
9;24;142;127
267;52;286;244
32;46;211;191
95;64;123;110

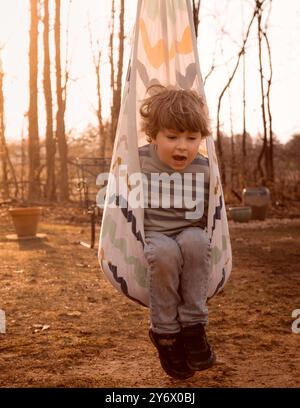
98;0;232;307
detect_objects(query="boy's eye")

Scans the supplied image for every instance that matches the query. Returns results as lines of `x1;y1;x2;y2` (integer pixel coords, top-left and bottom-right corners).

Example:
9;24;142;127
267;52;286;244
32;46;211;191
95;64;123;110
167;135;177;139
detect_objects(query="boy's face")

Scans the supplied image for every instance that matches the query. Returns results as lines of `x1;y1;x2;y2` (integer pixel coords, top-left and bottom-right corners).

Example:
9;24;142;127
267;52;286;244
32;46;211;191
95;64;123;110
153;129;202;170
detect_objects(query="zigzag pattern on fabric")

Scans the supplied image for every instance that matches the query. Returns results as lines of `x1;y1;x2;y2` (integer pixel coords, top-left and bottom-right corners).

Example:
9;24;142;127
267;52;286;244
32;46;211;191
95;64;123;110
211;195;223;235
208;268;226;300
139;19;192;68
108;262;147;307
115;195;145;249
137;59;197;90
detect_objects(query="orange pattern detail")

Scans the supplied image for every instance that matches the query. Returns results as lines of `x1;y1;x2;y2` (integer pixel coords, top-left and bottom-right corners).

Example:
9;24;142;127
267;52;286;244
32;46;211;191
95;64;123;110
140;19;193;69
139;19;166;69
169;26;193;59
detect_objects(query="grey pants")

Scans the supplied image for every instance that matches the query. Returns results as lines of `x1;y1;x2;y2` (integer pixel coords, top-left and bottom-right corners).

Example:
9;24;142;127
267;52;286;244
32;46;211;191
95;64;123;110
144;227;211;334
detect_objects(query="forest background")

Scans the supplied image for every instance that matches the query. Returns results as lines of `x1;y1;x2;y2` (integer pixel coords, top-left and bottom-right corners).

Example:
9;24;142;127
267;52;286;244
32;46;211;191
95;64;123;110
0;0;299;211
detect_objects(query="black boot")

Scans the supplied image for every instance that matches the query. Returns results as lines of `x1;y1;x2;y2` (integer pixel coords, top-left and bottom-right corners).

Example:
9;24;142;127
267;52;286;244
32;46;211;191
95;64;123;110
149;329;195;380
181;323;215;371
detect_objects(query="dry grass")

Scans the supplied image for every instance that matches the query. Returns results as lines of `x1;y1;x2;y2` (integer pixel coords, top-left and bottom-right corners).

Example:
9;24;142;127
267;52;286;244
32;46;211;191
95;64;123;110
0;207;299;387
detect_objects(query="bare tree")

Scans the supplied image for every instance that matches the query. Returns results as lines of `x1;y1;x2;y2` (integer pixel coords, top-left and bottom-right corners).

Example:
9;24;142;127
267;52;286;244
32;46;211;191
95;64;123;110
254;0;274;184
88;20;105;158
21;118;26;201
241;46;247;185
192;0;201;38
43;0;56;201
28;0;41;201
219;39;239;192
228;88;237;190
255;0;268;183
216;9;257;186
0;51;9;198
109;0;115;153
113;0;124;140
263;0;274;182
110;0;125;151
0;51;18;199
55;0;69;201
264;28;274;181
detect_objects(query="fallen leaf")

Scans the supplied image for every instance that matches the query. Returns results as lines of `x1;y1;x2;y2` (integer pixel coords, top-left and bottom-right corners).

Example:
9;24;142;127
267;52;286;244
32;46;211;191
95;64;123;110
66;311;82;317
32;324;43;329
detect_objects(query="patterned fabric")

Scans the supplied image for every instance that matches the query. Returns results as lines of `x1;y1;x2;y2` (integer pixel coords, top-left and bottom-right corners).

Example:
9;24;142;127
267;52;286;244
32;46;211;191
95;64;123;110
139;143;209;236
98;0;232;307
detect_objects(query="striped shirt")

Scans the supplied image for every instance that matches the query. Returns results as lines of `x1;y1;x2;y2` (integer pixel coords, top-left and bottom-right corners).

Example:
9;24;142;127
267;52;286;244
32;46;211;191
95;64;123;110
139;144;210;236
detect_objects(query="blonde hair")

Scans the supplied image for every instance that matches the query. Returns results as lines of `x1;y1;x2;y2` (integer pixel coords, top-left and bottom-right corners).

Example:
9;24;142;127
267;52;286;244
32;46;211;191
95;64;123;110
140;85;210;142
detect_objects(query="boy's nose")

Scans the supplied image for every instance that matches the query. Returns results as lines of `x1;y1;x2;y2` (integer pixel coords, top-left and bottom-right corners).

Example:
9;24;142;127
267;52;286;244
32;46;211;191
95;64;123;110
176;138;187;150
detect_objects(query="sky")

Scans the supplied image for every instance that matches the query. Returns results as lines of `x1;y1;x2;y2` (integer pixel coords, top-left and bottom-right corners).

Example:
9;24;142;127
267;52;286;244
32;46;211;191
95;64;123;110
0;0;299;144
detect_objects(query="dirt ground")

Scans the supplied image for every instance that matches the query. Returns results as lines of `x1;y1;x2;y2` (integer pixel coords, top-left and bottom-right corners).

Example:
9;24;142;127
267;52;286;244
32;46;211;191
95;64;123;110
0;206;299;388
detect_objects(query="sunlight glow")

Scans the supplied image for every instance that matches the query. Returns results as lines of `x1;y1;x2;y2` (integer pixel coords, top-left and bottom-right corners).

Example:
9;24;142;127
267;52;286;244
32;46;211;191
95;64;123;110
0;0;299;144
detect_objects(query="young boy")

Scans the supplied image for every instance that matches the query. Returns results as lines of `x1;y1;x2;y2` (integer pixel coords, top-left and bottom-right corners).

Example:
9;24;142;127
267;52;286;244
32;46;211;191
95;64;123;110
139;85;215;379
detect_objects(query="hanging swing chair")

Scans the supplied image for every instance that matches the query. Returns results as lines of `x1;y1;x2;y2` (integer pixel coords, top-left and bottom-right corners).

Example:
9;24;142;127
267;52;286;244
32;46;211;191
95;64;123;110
98;0;232;307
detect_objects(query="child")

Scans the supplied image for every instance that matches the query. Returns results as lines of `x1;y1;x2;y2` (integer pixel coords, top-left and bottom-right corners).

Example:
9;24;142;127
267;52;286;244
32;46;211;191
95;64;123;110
139;85;215;380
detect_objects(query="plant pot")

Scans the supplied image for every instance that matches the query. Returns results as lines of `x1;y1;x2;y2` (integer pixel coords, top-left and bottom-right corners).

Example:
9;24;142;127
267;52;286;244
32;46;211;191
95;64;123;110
229;206;252;223
242;187;270;220
8;207;43;238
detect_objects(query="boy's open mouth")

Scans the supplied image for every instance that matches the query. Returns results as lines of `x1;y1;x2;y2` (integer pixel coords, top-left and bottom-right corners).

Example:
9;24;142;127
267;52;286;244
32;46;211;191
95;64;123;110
172;155;187;161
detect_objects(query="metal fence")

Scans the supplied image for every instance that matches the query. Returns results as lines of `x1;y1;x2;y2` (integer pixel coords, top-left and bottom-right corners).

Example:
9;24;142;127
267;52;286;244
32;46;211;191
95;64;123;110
0;155;111;206
68;157;111;208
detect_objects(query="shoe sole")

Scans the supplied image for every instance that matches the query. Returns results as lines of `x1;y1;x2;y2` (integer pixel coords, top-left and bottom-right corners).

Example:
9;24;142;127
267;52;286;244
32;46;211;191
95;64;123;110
149;330;195;380
186;350;216;371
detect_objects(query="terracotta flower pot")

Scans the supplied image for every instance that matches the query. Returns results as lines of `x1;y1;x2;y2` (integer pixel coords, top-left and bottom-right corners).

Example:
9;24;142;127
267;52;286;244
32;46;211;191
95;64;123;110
8;207;43;238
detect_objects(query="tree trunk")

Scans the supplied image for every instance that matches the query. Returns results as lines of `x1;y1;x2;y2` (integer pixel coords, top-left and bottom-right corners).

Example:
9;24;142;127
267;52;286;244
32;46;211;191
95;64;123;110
109;0;116;153
255;2;268;184
228;89;237;191
0;68;18;199
95;52;105;158
111;0;124;147
88;19;105;158
263;27;274;182
55;0;69;201
216;10;256;187
21;126;26;201
0;57;9;198
192;0;201;38
242;50;247;186
43;0;56;201
28;0;41;201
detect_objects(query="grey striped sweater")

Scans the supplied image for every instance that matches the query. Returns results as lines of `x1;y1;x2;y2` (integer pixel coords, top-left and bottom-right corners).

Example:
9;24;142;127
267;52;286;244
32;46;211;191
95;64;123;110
139;144;210;236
